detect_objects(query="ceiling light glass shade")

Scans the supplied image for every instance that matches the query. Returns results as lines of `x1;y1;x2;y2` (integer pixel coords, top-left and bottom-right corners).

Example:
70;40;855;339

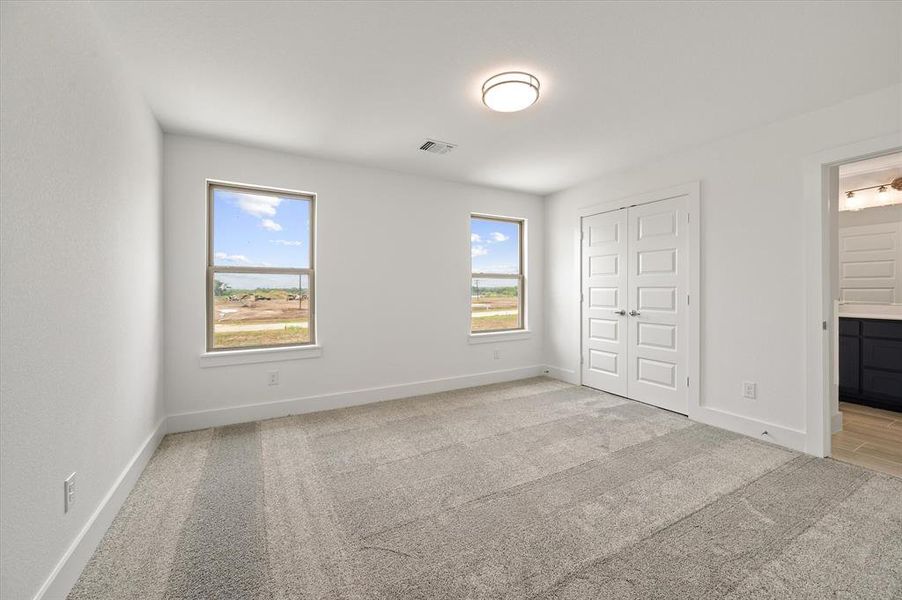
482;72;540;112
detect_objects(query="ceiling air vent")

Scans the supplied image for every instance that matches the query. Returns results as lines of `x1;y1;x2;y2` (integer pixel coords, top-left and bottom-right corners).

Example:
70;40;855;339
419;139;457;154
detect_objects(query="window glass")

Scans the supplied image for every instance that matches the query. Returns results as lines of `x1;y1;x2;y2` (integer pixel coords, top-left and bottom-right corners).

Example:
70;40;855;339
470;217;520;274
212;187;311;269
212;273;311;349
470;216;524;333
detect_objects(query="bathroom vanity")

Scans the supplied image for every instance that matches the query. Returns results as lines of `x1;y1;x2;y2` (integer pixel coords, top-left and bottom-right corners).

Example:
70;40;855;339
838;309;902;412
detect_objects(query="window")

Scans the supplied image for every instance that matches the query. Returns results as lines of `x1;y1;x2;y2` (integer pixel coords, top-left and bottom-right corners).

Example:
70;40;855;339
207;181;315;351
470;215;524;333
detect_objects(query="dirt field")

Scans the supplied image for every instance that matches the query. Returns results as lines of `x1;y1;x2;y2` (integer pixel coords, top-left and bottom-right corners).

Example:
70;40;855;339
213;297;311;348
470;296;518;312
471;295;520;332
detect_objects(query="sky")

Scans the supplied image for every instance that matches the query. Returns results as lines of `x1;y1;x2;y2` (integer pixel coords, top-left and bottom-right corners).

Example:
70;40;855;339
471;217;520;278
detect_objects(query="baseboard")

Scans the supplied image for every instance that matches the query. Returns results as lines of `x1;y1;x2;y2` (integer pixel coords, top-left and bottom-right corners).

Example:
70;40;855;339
167;365;547;433
33;417;167;600
690;405;807;453
543;364;579;384
832;411;843;433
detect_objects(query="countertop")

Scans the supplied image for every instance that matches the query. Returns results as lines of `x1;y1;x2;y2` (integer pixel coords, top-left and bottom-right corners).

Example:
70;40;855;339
838;304;902;321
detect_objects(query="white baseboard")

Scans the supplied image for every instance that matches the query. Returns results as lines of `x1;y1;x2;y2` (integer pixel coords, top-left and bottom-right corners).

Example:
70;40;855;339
690;405;807;453
167;365;547;433
543;364;579;384
33;417;167;600
832;411;843;433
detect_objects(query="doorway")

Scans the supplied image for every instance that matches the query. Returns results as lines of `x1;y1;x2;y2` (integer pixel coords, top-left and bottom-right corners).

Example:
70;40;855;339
579;184;699;415
830;151;902;477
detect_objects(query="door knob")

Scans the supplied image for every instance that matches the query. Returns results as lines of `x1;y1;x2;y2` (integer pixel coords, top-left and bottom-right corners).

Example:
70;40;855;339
613;309;626;316
629;310;641;316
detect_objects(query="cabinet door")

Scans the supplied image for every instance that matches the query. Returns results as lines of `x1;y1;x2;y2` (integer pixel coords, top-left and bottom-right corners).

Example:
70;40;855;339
838;333;860;396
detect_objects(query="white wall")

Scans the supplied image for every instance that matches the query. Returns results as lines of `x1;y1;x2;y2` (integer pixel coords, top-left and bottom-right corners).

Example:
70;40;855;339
163;135;544;426
0;3;164;599
544;85;901;448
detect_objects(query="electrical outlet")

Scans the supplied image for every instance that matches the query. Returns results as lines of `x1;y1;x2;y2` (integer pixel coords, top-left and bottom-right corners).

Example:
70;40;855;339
64;472;76;513
493;349;501;360
267;370;279;386
742;381;757;399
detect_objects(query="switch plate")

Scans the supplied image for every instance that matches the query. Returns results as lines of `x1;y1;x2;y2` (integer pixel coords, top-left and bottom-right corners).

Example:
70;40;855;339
742;382;757;399
64;472;76;513
493;349;501;360
267;370;279;386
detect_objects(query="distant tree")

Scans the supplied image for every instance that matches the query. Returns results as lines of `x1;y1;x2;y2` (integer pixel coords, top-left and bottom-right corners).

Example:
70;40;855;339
214;279;231;297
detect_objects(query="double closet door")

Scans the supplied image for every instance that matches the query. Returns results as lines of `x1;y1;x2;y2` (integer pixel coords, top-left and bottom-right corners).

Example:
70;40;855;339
581;195;690;415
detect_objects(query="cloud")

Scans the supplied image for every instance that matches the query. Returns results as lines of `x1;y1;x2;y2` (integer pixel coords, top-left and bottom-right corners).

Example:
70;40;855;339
471;245;489;258
471;233;482;243
260;219;283;231
214;252;251;264
271;239;304;246
235;193;282;219
489;232;509;243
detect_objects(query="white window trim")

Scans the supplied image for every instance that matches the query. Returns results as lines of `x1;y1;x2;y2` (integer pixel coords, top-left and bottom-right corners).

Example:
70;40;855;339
206;179;318;355
200;344;323;368
470;213;527;334
468;330;532;344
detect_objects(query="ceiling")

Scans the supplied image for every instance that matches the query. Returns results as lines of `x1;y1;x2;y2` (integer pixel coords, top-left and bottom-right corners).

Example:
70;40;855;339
91;1;901;195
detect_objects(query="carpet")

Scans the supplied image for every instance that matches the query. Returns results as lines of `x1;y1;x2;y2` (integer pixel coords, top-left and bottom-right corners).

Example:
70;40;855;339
69;377;902;599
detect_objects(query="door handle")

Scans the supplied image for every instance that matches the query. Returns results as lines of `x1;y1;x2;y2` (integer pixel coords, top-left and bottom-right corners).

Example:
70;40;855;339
629;310;641;317
613;309;626;316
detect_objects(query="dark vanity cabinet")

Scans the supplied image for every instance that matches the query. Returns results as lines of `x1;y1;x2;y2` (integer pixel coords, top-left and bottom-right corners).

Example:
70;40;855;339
838;317;902;412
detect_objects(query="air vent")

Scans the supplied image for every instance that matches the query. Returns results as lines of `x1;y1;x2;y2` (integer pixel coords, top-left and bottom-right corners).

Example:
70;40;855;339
419;139;457;154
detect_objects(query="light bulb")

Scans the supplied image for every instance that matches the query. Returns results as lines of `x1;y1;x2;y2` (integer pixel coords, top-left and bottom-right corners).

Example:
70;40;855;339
845;191;861;211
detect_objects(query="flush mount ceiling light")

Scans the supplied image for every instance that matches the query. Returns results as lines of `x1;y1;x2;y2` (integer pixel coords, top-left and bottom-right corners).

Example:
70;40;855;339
482;72;540;113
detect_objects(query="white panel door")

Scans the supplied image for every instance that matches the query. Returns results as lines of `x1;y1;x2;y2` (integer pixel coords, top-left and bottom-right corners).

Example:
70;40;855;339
626;196;689;414
581;210;628;396
838;222;902;304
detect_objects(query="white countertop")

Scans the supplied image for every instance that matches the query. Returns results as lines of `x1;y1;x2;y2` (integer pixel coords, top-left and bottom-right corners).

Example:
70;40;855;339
838;303;902;321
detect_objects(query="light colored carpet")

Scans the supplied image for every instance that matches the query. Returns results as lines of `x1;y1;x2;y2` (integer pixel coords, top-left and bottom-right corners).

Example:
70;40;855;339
69;377;902;599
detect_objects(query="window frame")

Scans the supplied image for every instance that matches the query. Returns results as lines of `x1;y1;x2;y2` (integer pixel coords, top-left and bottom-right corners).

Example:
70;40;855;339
470;213;526;334
206;180;316;352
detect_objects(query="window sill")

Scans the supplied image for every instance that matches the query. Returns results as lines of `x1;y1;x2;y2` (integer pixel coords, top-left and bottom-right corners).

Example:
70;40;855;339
468;330;532;344
199;345;322;368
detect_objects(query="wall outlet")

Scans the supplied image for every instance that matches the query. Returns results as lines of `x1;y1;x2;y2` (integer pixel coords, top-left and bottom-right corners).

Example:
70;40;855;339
64;472;76;513
742;381;757;399
493;349;501;360
267;370;279;386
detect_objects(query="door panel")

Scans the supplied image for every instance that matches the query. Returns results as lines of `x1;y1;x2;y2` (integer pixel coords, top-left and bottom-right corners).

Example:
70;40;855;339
582;210;628;396
627;197;689;414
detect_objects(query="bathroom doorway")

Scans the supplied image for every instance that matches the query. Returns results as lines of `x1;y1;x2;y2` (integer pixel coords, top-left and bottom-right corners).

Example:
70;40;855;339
832;151;902;477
